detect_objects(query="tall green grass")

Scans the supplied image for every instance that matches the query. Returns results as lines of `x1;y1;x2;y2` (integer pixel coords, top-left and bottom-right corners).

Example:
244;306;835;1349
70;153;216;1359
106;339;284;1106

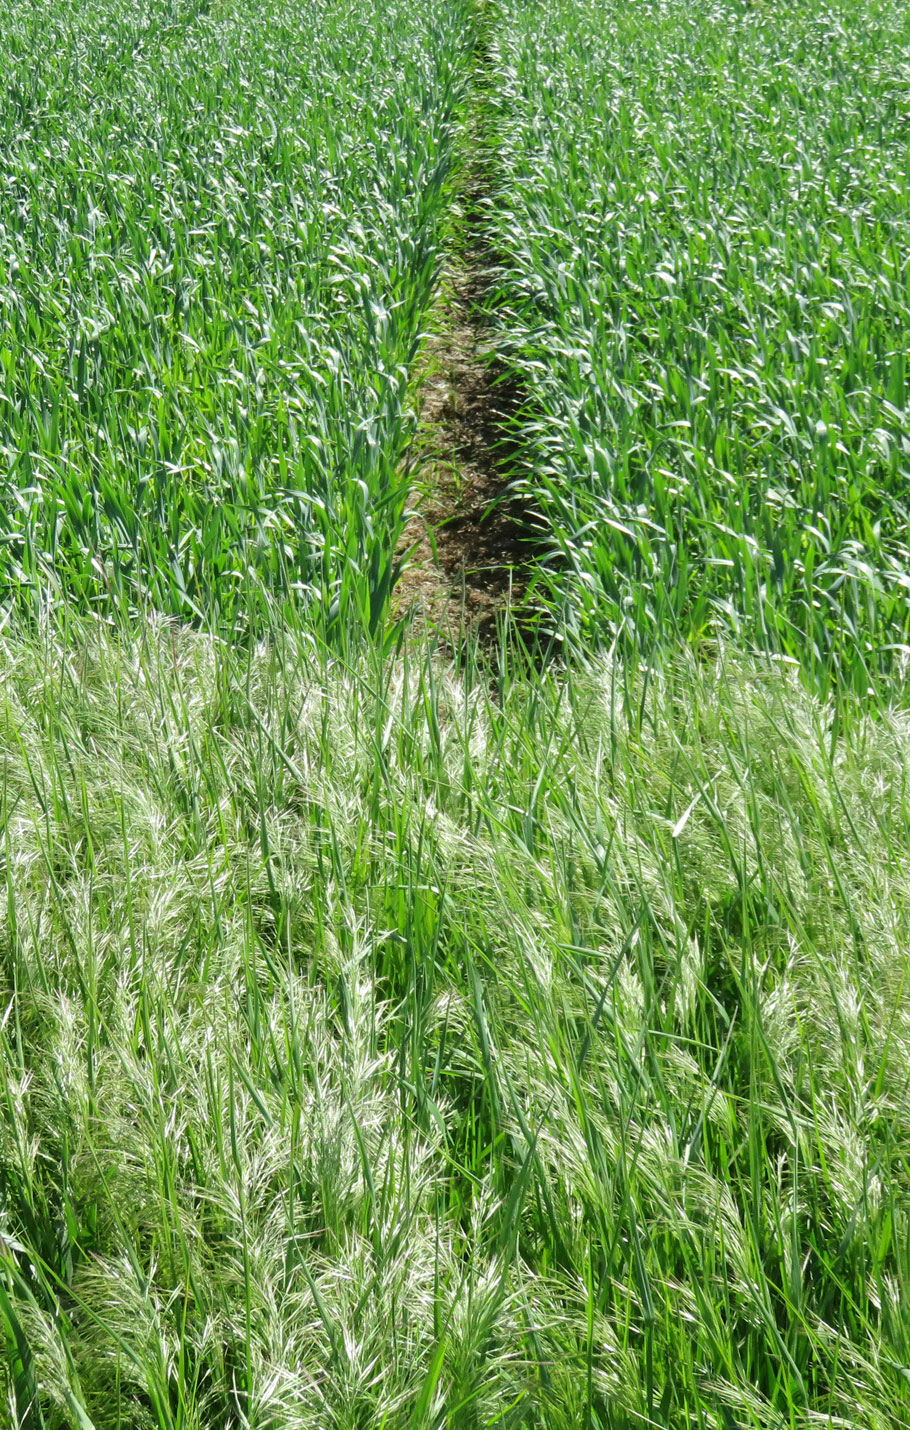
1;612;908;1426
0;0;470;628
489;0;910;689
1;1;908;1424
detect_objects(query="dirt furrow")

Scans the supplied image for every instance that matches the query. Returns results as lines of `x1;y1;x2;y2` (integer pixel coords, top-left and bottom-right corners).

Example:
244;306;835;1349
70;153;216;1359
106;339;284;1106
394;13;536;644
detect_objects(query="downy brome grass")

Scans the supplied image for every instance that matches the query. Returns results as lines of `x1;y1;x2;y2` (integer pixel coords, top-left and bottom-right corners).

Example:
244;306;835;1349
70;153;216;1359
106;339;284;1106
0;614;908;1427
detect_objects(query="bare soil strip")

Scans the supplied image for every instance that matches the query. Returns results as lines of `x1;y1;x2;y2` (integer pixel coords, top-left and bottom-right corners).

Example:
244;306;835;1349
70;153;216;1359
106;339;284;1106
394;2;541;644
394;196;534;642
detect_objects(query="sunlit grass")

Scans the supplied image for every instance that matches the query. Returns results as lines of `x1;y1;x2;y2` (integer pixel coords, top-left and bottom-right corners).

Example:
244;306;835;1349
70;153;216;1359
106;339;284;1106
0;0;469;627
1;1;909;1424
1;610;909;1426
489;0;910;690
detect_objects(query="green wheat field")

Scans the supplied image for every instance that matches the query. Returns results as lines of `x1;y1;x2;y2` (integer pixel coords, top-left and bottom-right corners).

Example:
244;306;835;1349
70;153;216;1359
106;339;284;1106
1;0;909;1425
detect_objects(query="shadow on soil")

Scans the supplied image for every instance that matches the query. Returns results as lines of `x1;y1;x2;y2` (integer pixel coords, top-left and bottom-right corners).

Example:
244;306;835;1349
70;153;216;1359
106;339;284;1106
395;164;543;648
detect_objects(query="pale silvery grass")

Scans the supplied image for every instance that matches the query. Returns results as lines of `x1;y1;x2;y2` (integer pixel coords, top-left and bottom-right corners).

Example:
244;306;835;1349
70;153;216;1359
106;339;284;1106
0;612;908;1427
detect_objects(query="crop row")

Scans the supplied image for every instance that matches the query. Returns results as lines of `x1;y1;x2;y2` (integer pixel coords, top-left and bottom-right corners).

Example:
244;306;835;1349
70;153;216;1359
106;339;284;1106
0;0;469;626
490;0;910;687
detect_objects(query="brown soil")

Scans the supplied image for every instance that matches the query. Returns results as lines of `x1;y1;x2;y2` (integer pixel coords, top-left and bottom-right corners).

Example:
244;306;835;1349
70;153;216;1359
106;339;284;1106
393;259;534;644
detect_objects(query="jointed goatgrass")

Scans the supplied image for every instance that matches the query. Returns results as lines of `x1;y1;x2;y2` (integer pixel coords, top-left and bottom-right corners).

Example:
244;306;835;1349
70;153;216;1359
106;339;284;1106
0;610;908;1427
